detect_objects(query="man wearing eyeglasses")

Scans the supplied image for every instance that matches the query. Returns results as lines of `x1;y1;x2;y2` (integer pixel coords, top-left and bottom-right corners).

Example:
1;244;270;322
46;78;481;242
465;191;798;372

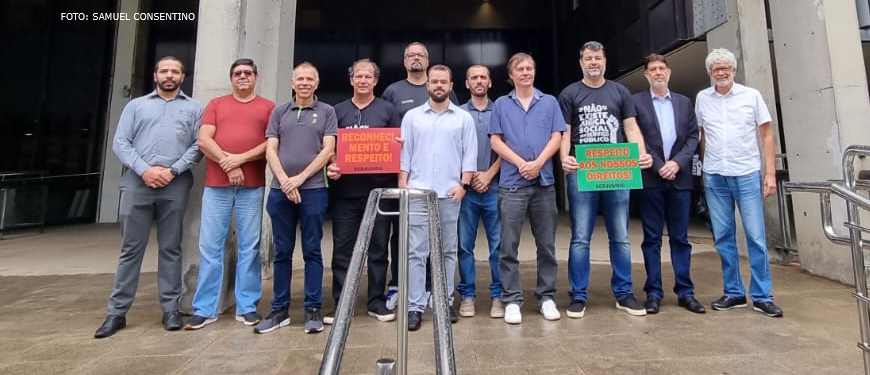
324;59;400;324
381;42;459;310
183;58;275;330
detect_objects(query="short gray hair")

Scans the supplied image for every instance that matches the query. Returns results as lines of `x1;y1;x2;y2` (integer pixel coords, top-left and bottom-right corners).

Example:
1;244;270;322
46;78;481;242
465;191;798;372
403;42;429;58
705;48;737;73
580;41;605;58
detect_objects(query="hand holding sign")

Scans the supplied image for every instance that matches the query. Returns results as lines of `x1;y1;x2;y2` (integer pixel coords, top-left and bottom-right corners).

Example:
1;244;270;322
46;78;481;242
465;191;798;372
639;153;653;169
336;128;401;174
575;143;643;191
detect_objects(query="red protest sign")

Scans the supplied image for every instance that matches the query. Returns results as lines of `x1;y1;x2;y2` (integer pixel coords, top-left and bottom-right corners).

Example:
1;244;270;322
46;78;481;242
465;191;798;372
336;128;401;174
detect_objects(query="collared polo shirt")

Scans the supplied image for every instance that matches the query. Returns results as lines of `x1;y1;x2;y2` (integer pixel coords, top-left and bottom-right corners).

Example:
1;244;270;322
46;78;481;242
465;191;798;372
651;90;677;159
266;98;338;190
695;83;772;176
113;90;203;176
489;88;566;188
400;101;477;198
461;100;499;189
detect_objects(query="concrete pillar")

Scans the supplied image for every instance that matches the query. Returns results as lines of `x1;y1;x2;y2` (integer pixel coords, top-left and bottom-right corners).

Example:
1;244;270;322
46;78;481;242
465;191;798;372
97;0;141;223
181;0;297;314
769;0;870;284
705;0;788;262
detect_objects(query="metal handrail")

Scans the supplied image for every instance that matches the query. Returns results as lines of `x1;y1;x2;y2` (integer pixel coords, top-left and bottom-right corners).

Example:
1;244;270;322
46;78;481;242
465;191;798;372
319;188;457;375
784;144;870;374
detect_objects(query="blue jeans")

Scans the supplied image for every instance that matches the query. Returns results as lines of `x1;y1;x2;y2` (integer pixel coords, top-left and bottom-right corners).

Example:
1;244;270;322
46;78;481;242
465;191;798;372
639;185;694;299
266;187;328;310
192;187;264;317
457;189;503;300
566;172;633;301
704;172;773;302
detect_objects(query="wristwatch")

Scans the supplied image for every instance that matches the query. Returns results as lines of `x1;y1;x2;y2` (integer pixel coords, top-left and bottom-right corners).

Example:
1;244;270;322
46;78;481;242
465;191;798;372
170;167;179;176
461;183;471;191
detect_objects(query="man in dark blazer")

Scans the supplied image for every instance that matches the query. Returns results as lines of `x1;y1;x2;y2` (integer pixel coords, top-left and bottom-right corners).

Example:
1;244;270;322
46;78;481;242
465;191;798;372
631;54;705;315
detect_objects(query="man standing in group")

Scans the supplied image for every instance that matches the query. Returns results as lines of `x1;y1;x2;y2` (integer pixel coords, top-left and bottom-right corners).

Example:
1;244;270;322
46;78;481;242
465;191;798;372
255;62;337;334
630;54;705;315
399;64;477;331
490;53;565;325
183;58;274;330
558;41;653;318
456;64;504;319
695;48;782;317
382;42;458;310
95;56;202;338
325;59;400;324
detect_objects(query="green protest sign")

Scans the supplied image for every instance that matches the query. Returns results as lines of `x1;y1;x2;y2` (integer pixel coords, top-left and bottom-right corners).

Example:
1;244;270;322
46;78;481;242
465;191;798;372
574;143;643;191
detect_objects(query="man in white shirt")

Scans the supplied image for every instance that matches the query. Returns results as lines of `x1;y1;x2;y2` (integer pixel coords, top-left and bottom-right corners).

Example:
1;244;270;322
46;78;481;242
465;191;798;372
695;48;782;318
399;64;477;331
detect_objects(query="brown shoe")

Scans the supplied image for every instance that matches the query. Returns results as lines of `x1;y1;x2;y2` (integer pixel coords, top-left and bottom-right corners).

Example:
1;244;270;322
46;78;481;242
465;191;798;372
459;298;475;317
490;299;505;318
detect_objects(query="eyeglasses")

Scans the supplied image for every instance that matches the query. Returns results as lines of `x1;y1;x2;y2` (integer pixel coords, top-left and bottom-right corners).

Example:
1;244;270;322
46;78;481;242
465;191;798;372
232;70;255;78
354;110;362;127
405;52;427;59
711;67;733;74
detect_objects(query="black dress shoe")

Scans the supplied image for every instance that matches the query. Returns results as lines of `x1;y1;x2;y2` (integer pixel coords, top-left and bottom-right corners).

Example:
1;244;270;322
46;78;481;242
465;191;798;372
449;305;458;324
163;310;183;331
94;315;126;338
711;295;747;311
678;296;706;314
644;297;661;314
408;311;422;331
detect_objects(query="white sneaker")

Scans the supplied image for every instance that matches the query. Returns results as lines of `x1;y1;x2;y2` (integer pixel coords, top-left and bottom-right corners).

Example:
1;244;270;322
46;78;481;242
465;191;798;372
385;286;398;310
540;299;561;321
504;303;522;324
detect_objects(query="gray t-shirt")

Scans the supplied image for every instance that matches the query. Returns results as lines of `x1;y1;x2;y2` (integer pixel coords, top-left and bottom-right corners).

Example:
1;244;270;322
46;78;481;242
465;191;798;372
265;99;338;190
382;79;459;118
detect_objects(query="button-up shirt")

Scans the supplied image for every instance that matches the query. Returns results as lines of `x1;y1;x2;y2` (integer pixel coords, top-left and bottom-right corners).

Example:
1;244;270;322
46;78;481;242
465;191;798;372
400;101;477;198
651;90;676;159
113;90;203;176
461;100;498;174
489;88;566;188
695;83;772;176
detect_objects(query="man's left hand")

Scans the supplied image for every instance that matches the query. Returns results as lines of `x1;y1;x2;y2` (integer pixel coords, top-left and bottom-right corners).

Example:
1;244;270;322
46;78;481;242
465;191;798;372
638;153;653;169
658;161;680;181
763;173;777;198
219;152;245;172
447;185;466;202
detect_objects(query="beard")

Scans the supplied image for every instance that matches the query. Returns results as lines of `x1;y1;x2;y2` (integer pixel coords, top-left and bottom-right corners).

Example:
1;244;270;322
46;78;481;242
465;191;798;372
158;79;179;92
429;90;449;102
582;66;604;78
715;76;734;88
409;62;425;73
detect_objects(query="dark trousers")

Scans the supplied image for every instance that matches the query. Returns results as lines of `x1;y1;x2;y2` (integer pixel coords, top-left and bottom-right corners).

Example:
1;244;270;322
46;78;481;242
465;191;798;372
639;185;695;299
107;170;192;316
267;188;328;311
330;196;392;310
498;184;558;307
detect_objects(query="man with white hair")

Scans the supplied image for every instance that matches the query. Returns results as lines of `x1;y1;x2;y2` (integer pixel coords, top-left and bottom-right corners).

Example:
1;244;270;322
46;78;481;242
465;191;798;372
695;48;782;317
256;62;338;334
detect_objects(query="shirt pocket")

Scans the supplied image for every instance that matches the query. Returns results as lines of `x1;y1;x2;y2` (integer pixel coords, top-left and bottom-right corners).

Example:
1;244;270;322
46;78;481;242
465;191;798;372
535;112;554;130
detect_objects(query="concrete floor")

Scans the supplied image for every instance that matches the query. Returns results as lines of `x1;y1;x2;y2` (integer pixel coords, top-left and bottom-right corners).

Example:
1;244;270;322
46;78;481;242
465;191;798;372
0;218;864;374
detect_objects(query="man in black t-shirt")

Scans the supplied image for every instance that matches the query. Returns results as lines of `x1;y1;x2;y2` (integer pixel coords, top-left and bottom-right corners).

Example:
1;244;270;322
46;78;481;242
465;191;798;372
325;59;401;324
382;42;459;118
381;42;457;310
557;41;653;319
